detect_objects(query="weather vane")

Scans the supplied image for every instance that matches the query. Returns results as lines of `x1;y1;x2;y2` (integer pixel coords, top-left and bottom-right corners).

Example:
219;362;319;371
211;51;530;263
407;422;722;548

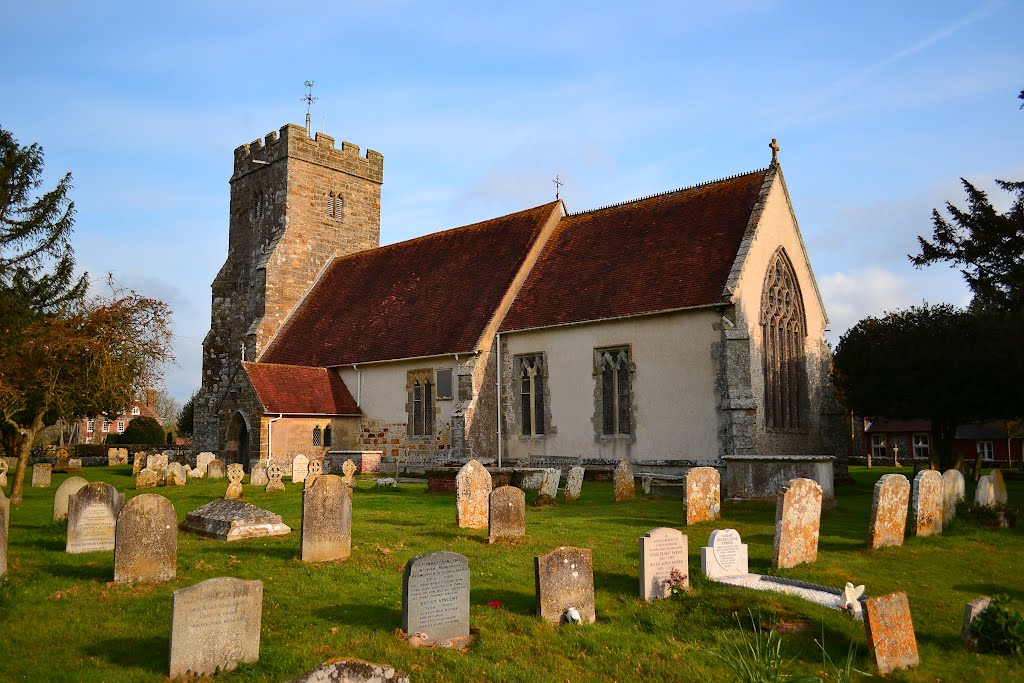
553;174;563;200
302;80;318;133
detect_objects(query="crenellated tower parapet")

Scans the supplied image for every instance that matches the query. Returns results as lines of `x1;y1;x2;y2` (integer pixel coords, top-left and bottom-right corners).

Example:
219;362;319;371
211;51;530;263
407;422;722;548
232;124;383;183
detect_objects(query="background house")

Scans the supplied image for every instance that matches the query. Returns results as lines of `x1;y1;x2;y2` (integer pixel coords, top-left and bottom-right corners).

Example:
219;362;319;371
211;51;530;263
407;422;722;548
77;389;161;444
863;417;1022;464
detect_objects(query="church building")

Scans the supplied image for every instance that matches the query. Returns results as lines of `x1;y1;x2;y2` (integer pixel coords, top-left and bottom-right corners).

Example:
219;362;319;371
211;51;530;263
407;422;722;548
194;123;845;476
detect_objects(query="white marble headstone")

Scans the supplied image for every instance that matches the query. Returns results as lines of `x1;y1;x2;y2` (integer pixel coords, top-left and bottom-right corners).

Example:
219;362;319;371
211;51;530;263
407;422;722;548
701;528;749;579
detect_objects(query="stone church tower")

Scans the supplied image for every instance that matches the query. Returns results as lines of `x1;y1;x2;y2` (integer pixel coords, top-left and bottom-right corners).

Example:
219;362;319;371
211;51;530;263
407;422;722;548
194;123;383;456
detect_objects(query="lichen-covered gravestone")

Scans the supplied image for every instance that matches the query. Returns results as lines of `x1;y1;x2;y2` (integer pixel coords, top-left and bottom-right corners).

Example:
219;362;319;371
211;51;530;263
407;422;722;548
53;476;89;522
535;546;596;625
868;473;910;549
564;466;584;501
265;462;285;492
66;482;125;553
539;469;560;498
456;460;492;529
32;463;52;488
305;460;323;489
107;447;129;466
132;452;145;476
863;591;919;676
289;658;411;683
302;475;352;563
639;527;688;601
146;453;168;477
181;499;291;541
292;454;310;484
169;577;263;678
488;486;525;543
196;452;216;474
942;469;965;526
991;469;1008;505
165;462;187;487
136;468;160;489
613;460;634;501
685;466;720;525
701;528;749;579
911;470;943;537
975;475;996;507
0;488;9;578
0;459;8;488
114;493;177;584
772;478;822;569
207;459;226;479
249;465;268;487
402;552;470;645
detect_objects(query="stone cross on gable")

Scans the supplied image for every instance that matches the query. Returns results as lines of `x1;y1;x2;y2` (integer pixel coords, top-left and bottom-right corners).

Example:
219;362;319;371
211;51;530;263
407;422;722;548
769;138;780;163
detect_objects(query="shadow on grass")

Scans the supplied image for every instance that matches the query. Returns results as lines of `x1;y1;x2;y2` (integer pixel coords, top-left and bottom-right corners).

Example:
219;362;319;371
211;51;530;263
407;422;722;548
47;560;112;581
84;636;167;674
954;583;1024;602
314;602;401;628
594;569;635;597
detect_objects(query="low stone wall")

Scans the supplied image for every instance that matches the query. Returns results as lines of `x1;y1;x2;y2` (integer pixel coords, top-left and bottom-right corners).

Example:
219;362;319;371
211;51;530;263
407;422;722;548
722;454;834;500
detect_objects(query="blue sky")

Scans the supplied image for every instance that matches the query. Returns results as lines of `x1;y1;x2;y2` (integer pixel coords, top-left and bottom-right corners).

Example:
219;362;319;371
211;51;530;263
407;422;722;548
3;1;1022;403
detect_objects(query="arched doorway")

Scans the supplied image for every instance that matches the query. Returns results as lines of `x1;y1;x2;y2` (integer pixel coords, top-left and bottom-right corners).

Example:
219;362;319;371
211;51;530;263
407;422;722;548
225;411;251;471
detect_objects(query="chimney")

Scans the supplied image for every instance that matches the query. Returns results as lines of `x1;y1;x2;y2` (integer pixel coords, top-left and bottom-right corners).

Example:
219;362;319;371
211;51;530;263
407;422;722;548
146;389;157;408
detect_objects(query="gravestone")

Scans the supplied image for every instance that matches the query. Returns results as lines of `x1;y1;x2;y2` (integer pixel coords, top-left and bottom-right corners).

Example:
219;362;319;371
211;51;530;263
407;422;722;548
402;551;470;645
685;466;720;525
196;452;216;474
66;458;84;473
207;459;225;479
0;489;8;578
169;577;263;678
992;469;1008;505
250;465;268;487
772;478;822;569
535;546;596;625
289;658;410;683
488;486;525;543
132;452;145;475
0;459;8;488
181;499;291;541
639;527;688;601
962;596;993;648
564;466;585;501
863;592;919;676
302;475;352;563
66;482;125;553
292;454;310;484
613;460;634;501
975;475;996;507
942;469;964;526
165;462;187;487
701;528;749;579
305;460;323;489
539;468;560;498
32;463;52;487
265;462;285;492
136;468;160;489
911;470;943;537
341;458;357;486
53;476;89;522
456;459;492;529
55;448;69;472
519;470;546;490
107;447;129;466
190;466;205;479
868;473;910;549
225;464;245;499
114;493;177;584
146;453;168;477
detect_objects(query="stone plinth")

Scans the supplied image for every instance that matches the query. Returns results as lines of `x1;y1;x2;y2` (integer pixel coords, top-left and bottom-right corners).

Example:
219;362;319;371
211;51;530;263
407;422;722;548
722;455;834;501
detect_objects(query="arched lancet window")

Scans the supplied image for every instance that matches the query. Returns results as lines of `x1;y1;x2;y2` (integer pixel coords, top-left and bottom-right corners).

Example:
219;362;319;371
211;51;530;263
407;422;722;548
519;356;545;436
598;348;631;436
761;248;807;430
312;425;322;446
412;380;423;435
323;425;332;448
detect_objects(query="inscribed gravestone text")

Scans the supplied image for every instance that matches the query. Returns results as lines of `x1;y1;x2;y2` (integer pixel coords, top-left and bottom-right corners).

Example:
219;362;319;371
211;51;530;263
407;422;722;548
402;552;470;644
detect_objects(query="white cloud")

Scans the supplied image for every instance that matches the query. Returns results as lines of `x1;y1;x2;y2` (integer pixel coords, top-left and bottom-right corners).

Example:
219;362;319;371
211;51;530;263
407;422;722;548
820;267;922;344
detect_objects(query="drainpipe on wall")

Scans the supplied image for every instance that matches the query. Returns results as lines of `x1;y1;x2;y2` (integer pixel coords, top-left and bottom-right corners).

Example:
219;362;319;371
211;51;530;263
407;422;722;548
496;332;502;468
352;364;361;405
267;413;284;465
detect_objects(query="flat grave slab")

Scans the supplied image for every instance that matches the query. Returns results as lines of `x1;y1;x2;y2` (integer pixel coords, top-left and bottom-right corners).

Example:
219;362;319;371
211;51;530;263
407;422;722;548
181;499;291;542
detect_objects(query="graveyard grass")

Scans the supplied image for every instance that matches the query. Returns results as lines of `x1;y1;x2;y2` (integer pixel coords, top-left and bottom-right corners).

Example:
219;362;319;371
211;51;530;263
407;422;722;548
2;467;1023;682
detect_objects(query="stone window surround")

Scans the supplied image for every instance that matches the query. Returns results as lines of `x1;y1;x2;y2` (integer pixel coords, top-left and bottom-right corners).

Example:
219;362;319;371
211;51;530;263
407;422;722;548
406;368;436;439
511;352;554;439
760;247;809;433
592;345;636;442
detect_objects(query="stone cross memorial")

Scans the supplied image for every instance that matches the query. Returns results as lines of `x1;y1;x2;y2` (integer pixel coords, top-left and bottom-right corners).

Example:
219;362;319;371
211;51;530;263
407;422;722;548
772;477;822;569
539;469;560;498
32;463;52;488
535;546;596;625
868;473;910;549
292;454;310;484
942;469;965;527
266;462;285;492
564;466;584;501
53;476;89;522
402;551;470;645
302;474;352;563
114;493;177;584
863;591;919;676
456;459;492;529
488;486;525;543
341;458;357;486
305;460;323;489
0;488;8;578
911;470;943;537
613;460;634;501
685;466;720;525
639;527;688;601
701;528;749;579
169;577;263;678
66;482;125;553
225;464;245;499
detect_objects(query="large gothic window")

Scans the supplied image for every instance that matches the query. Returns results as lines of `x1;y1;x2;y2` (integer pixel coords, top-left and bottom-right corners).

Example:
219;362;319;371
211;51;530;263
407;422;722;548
596;347;632;436
761;248;807;430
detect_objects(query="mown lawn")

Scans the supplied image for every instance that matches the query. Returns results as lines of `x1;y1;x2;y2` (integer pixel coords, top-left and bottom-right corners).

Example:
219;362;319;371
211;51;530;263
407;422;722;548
1;465;1022;682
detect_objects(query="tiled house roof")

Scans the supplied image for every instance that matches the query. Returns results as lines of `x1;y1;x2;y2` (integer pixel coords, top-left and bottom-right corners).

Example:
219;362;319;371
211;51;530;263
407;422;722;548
243;362;360;415
499;170;769;332
261;202;561;367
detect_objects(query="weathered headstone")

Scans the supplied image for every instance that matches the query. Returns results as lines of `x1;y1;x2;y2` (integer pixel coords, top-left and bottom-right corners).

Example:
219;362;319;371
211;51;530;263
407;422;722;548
225;464;245;499
772;478;822;569
53;476;89;522
868;473;910;549
455;459;492;529
107;447;129;466
975;474;996;507
685;466;720;525
249;465;268;487
911;470;943;537
54;448;69;472
289;658;411;683
136;468;160;489
539;468;560;498
32;463;52;488
519;470;546;490
66;458;84;473
402;552;470;645
564;466;584;501
488;486;525;543
196;452;216;474
132;452;145;475
701;528;749;579
169;577;263;678
292;454;310;484
165;462;187;487
302;475;352;563
613;460;634;501
341;458;357;486
114;493;177;584
0;489;8;578
535;546;596;625
265;462;285;492
991;469;1008;505
146;453;168;477
181;499;291;541
942;469;964;526
863;592;919;676
640;527;688;601
207;459;226;479
66;482;125;553
962;596;993;648
0;459;8;489
305;460;323;489
189;466;205;479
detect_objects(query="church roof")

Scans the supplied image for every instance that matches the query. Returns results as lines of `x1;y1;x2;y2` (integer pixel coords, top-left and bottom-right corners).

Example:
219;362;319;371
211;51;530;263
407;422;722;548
261;201;561;367
499;169;770;332
243;362;360;415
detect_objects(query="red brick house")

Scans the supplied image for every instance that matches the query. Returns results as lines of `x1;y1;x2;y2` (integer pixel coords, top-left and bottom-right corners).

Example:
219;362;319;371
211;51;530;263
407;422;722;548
863;417;1023;465
77;389;162;444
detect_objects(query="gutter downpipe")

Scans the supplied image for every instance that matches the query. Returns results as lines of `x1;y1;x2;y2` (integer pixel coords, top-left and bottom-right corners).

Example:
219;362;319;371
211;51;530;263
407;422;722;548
496;332;502;469
352;364;361;405
267;413;284;466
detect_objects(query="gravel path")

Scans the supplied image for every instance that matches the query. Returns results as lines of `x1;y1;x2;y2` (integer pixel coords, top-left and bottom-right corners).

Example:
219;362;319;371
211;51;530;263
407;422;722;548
716;573;863;619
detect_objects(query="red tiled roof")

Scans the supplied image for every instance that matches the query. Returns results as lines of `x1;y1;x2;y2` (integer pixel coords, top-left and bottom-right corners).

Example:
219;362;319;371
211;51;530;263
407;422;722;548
243;362;360;415
261;202;560;366
499;170;770;332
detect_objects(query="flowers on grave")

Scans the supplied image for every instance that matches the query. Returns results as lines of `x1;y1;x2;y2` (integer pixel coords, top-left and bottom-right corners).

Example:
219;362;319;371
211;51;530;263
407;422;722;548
667;567;692;596
487;600;502;609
